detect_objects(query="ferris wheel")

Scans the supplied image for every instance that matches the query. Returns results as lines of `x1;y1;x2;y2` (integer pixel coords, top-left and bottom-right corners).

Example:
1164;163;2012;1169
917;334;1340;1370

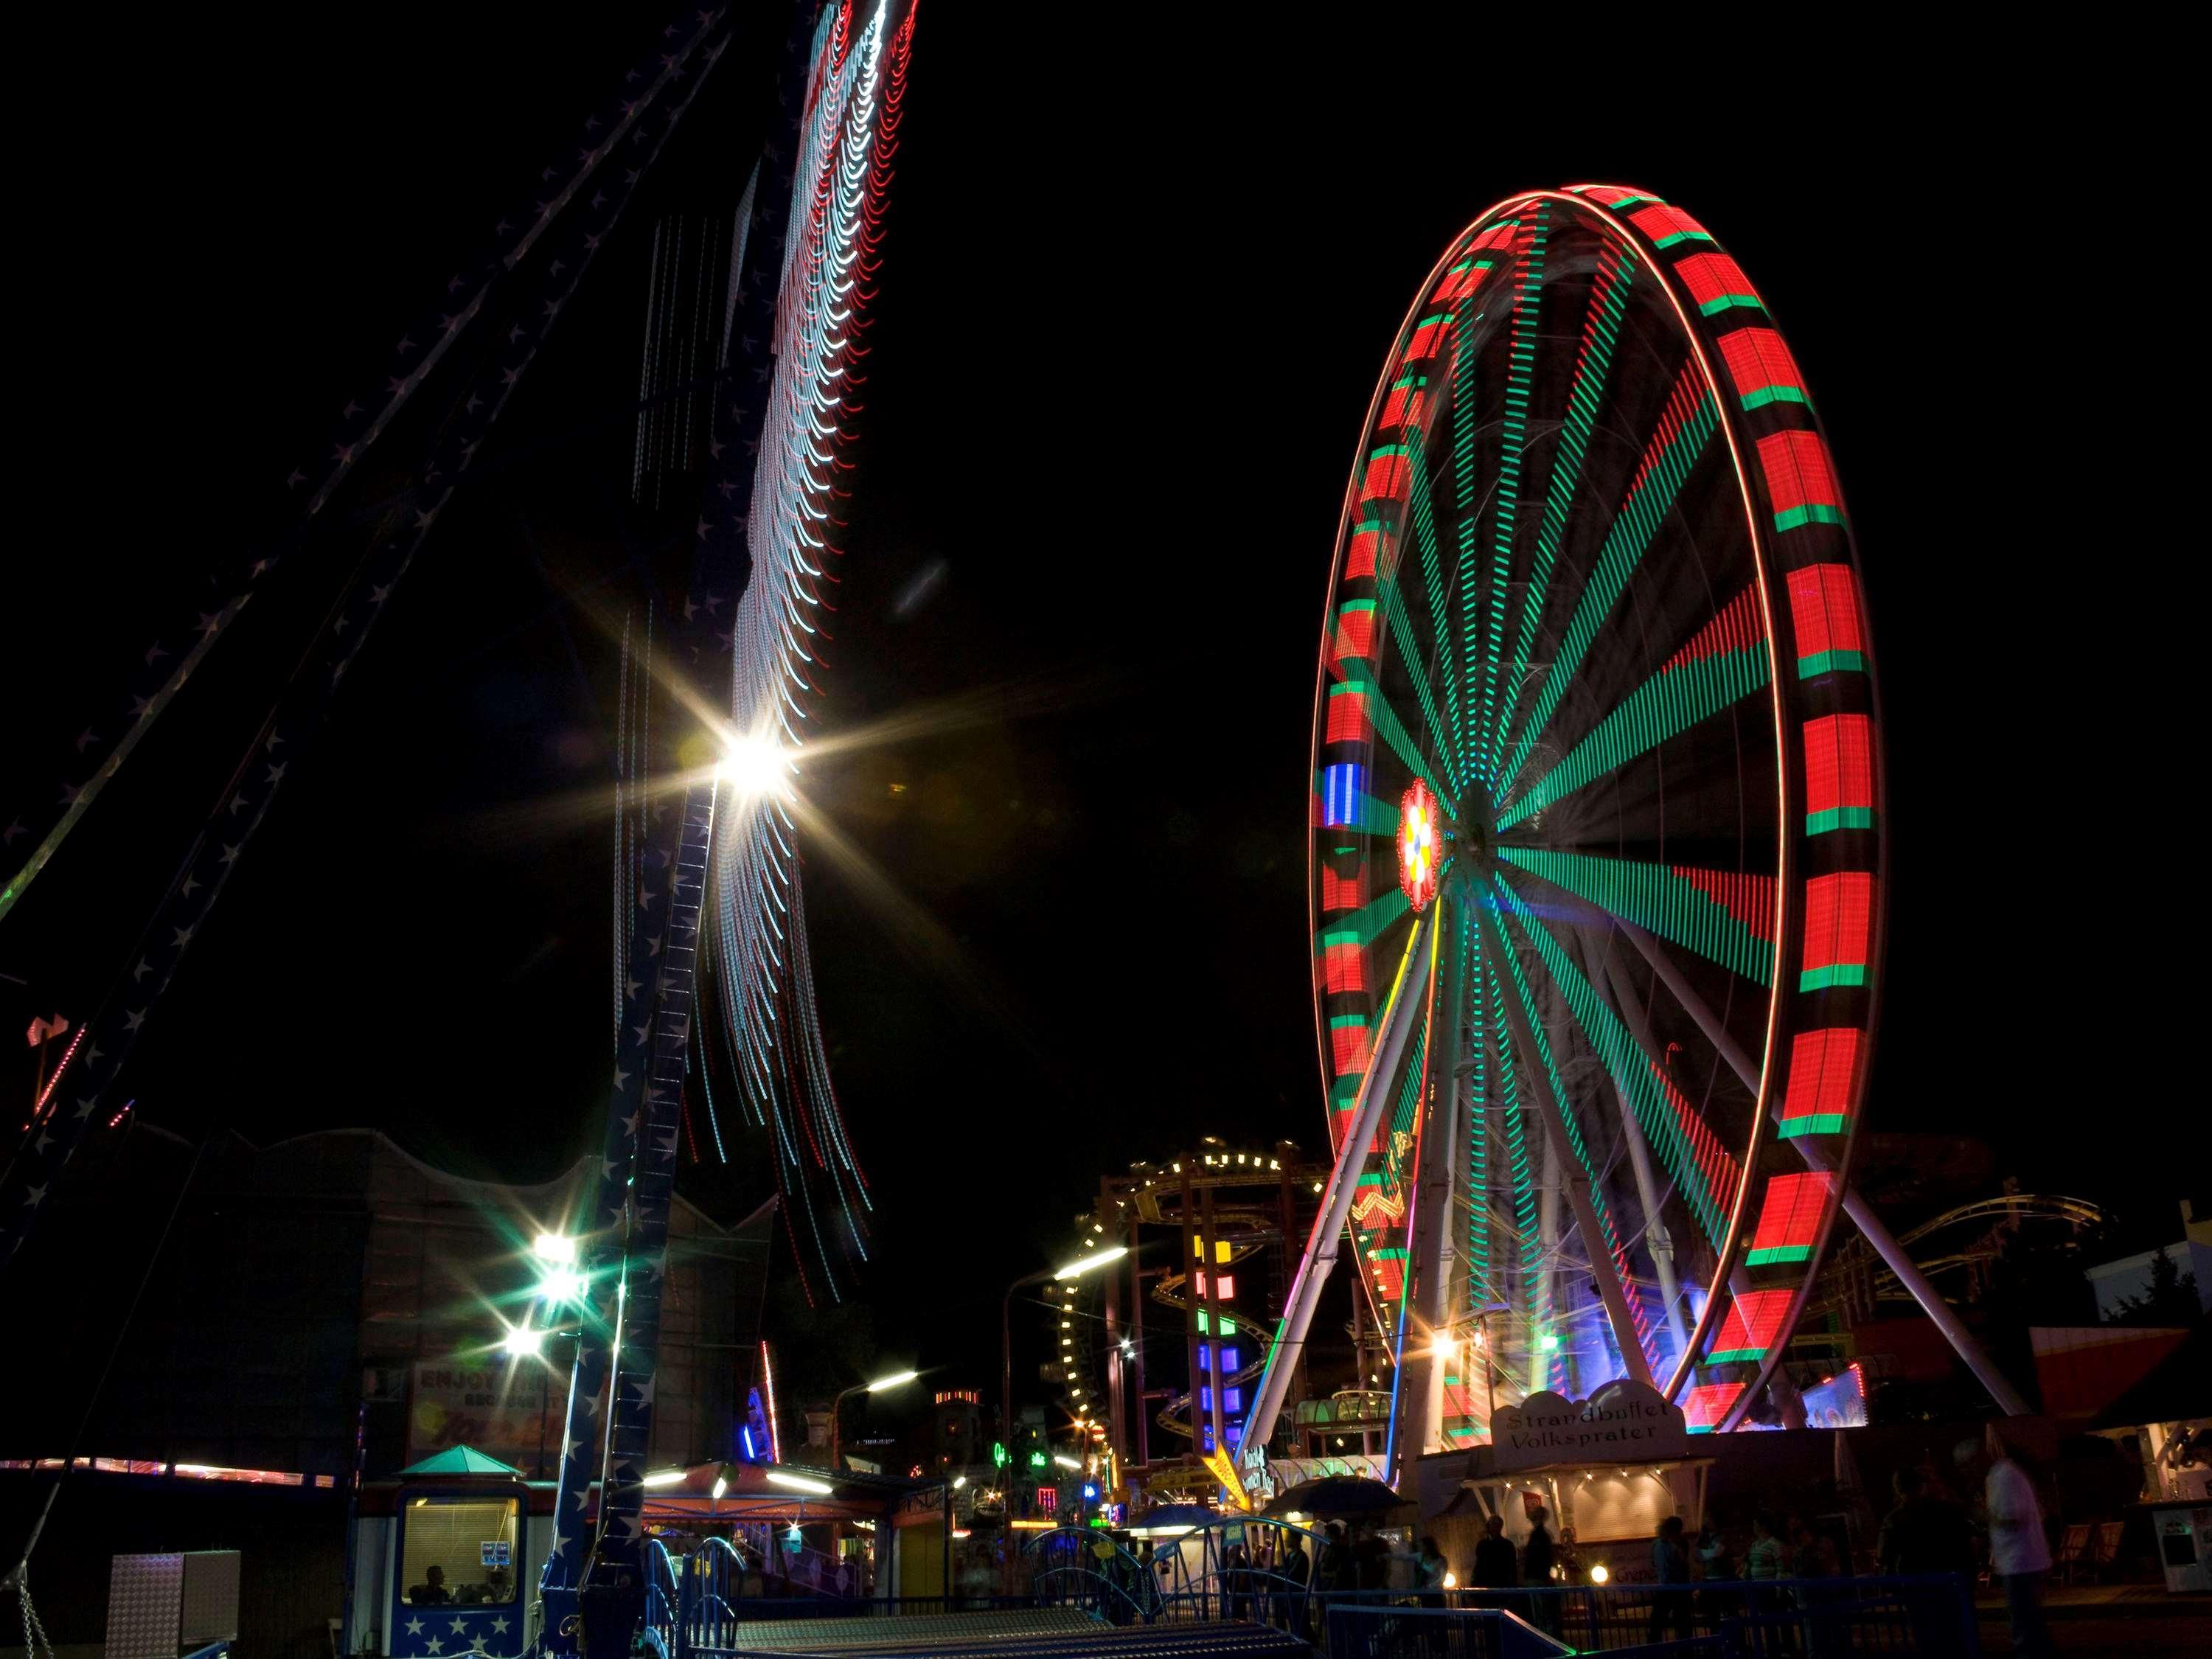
1246;184;1885;1461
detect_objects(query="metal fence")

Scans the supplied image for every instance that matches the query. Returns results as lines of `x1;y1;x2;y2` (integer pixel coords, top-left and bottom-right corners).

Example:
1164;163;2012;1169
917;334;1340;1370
658;1545;1976;1659
1321;1579;1978;1657
1326;1602;1571;1659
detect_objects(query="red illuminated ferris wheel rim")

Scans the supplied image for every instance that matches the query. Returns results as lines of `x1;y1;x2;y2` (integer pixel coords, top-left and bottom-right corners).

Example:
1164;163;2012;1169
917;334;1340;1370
1304;183;1883;1430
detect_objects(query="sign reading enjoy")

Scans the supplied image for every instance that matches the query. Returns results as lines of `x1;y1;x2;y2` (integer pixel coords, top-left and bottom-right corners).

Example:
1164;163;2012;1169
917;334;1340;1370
1489;1380;1691;1472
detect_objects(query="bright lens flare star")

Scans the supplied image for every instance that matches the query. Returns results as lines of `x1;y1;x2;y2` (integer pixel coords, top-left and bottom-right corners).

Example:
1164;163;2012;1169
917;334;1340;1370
1397;778;1442;911
715;734;793;799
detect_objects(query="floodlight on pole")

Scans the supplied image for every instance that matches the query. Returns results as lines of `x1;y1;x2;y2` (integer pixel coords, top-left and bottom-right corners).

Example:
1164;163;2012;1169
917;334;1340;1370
1052;1245;1129;1280
765;1470;834;1496
832;1368;920;1469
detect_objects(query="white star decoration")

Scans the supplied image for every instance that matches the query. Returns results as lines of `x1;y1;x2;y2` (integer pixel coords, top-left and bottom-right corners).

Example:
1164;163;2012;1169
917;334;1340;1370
405;1617;425;1636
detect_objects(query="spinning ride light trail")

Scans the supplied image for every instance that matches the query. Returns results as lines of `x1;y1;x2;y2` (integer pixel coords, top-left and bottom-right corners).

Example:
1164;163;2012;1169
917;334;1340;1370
701;0;911;1304
538;6;914;1639
1244;184;1905;1469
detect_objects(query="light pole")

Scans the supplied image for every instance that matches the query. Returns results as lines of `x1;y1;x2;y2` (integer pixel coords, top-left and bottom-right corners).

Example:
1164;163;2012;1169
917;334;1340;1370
1001;1247;1129;1517
830;1369;920;1472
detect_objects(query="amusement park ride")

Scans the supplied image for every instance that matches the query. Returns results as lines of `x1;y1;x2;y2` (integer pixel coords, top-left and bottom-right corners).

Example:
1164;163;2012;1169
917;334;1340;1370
1050;184;2030;1511
1241;181;2025;1480
2;3;914;1652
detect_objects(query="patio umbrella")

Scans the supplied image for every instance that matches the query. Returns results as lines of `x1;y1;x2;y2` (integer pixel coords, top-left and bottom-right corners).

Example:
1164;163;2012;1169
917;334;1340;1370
1262;1476;1414;1520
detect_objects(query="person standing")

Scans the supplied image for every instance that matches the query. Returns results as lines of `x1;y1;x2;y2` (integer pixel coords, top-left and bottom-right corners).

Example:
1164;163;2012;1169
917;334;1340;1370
1649;1517;1693;1643
1523;1508;1557;1585
1224;1543;1253;1622
1414;1537;1447;1606
1877;1466;1974;1579
1696;1525;1742;1628
1962;1434;2053;1659
1318;1519;1354;1611
1745;1512;1787;1581
1523;1507;1559;1636
1276;1531;1311;1633
1472;1516;1519;1595
1353;1523;1388;1593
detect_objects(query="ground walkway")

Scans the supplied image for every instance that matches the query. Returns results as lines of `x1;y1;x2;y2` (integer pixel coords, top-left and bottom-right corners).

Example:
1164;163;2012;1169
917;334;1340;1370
705;1610;1307;1659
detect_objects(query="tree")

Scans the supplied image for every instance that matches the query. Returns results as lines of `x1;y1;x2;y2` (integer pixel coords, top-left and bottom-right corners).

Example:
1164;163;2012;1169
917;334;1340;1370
2108;1247;2201;1327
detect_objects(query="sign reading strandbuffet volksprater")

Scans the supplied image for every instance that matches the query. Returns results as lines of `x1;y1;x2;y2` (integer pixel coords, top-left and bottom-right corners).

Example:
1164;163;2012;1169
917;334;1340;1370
1489;1381;1691;1472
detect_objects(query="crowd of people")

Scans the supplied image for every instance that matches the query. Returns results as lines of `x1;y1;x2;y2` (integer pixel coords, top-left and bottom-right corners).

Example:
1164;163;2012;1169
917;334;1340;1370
661;1428;2058;1658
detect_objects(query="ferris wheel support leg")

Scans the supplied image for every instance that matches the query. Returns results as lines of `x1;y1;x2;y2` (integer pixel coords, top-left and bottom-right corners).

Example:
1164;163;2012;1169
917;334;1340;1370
1239;914;1433;1461
1394;899;1468;1475
1612;919;2031;1419
1588;942;1805;1427
1481;909;1655;1390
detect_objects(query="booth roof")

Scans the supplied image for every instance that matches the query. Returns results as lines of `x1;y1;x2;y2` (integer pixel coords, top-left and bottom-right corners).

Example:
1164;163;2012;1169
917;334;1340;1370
397;1444;526;1478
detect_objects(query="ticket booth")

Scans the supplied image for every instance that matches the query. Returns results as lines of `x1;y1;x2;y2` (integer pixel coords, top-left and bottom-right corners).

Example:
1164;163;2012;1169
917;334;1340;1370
1447;1381;1711;1585
349;1445;554;1658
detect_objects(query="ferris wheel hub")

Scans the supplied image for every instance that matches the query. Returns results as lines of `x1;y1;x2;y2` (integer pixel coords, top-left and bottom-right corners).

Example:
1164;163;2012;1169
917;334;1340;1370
1397;780;1492;911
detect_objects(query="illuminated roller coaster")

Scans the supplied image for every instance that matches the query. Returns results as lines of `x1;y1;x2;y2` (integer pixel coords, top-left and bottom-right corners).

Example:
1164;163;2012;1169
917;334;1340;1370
1236;183;2029;1486
1047;1141;1349;1498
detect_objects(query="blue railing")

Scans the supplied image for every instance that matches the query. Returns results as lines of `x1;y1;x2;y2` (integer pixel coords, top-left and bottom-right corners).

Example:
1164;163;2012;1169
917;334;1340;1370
644;1537;681;1655
1021;1516;1334;1629
661;1542;1975;1658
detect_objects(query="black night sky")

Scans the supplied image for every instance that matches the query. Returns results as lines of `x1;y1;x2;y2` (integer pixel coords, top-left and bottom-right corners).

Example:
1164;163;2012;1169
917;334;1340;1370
2;10;2177;1429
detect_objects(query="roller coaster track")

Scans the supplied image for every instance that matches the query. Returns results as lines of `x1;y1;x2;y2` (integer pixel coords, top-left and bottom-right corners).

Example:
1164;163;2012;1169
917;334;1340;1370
1805;1193;2107;1320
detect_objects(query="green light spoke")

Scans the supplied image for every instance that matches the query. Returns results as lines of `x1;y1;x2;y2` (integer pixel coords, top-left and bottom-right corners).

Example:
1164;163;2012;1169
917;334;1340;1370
1496;847;1772;987
1449;230;1511;776
1496;384;1720;798
1491;871;1730;1245
1465;925;1495;1310
1490;897;1633;1274
1371;577;1460;801
1333;670;1455;813
1470;213;1548;787
1482;947;1544;1364
1496;631;1768;831
1405;440;1463;790
1485;243;1635;782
